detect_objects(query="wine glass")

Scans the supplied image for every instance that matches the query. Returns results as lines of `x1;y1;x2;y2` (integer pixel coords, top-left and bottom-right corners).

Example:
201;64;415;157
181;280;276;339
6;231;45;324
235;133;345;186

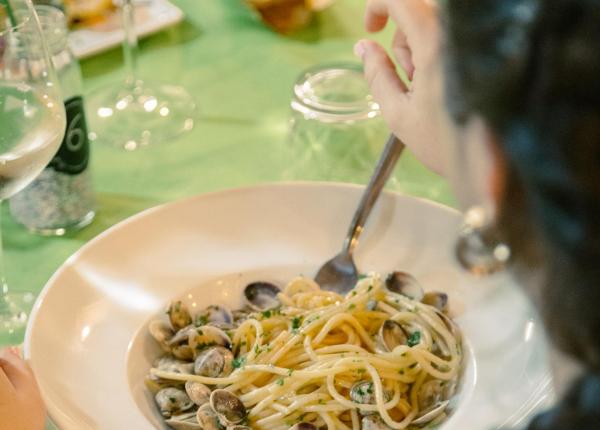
87;0;196;151
0;0;66;343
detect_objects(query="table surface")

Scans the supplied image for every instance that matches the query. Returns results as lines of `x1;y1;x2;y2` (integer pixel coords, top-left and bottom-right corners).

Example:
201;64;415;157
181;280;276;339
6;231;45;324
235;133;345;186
2;0;453;425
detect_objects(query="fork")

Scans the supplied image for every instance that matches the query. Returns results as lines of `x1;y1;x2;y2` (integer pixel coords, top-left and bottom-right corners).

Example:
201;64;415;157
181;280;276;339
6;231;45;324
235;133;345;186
314;134;406;293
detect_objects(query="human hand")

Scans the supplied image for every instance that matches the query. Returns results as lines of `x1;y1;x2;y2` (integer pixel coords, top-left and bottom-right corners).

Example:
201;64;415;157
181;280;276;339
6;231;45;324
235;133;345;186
0;347;46;430
355;0;447;174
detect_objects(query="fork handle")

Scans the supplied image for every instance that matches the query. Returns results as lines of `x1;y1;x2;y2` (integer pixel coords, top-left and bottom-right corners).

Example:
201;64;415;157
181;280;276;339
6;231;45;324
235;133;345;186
343;134;406;254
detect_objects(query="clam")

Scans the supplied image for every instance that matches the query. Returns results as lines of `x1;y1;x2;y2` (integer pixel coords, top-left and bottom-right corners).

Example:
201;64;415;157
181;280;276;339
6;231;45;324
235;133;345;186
185;381;212;406
168;301;193;331
232;308;251;324
189;325;232;355
244;282;280;311
166;325;197;361
210;389;247;425
149;320;174;351
196;403;221;430
361;415;392;429
168;325;198;346
196;305;234;327
289;424;317;430
435;310;461;341
154;356;194;375
384;271;424;301
350;381;376;405
412;400;449;426
155;387;195;418
418;380;444;409
377;320;409;353
172;344;194;361
412;379;449;425
194;346;234;377
350;381;392;416
165;411;202;430
422;292;449;314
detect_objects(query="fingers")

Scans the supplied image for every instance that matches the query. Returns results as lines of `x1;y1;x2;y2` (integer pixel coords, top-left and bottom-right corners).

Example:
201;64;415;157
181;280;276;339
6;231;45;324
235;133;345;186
0;347;34;393
355;39;409;121
0;349;18;406
364;0;389;32
365;0;438;51
392;30;415;80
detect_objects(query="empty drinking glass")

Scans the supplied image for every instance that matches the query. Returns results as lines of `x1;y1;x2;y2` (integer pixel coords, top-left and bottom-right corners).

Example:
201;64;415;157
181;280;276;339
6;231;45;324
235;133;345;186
285;62;393;186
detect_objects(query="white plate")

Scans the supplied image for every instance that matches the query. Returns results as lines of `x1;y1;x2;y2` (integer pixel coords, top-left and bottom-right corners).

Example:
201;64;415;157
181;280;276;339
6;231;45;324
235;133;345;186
25;183;553;429
68;0;183;59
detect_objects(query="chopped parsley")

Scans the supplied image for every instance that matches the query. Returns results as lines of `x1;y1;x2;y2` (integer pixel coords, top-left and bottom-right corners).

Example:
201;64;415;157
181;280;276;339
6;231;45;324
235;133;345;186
291;316;303;331
348;303;356;310
195;315;208;326
367;285;373;292
261;310;272;319
407;331;421;347
276;378;285;386
232;356;246;369
287;369;294;376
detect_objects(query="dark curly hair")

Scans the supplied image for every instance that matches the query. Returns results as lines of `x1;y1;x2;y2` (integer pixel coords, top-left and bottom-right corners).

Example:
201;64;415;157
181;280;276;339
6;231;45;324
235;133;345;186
444;0;600;428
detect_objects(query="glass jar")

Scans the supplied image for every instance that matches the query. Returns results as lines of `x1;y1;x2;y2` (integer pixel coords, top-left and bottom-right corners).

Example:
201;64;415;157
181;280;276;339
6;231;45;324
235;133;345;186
9;5;95;235
284;62;395;187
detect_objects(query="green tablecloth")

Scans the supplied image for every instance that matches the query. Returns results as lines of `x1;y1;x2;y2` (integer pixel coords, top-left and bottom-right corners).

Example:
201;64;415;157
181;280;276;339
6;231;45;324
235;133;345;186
2;0;453;425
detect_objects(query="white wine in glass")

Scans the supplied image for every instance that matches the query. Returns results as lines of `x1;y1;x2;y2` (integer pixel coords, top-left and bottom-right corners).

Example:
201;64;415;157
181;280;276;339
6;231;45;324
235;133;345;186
87;0;196;151
0;0;66;344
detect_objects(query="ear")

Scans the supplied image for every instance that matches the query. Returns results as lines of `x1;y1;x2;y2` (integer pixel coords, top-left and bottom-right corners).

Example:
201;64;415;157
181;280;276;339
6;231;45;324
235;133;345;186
487;129;508;209
457;116;507;215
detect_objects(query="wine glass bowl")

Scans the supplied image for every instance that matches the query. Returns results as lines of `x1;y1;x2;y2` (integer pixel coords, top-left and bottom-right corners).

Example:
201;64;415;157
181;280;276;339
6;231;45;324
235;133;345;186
0;0;66;343
87;0;195;150
88;79;195;151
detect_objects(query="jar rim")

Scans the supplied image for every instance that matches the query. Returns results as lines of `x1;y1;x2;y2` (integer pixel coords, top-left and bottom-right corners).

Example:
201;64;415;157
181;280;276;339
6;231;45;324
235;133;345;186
292;62;380;122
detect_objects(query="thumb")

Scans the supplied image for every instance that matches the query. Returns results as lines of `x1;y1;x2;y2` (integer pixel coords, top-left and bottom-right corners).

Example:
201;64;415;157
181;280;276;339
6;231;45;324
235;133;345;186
0;348;36;393
355;39;409;120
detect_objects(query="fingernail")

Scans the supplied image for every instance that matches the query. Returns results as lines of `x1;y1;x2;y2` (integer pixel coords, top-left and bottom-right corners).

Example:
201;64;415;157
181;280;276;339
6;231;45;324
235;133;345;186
354;41;367;59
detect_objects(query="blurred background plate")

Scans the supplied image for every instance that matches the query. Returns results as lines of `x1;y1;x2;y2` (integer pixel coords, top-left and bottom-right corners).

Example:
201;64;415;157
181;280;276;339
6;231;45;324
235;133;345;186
68;0;183;59
24;183;552;429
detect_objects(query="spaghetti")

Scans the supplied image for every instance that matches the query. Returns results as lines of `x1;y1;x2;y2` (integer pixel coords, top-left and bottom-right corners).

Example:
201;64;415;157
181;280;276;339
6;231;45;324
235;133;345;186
147;273;462;429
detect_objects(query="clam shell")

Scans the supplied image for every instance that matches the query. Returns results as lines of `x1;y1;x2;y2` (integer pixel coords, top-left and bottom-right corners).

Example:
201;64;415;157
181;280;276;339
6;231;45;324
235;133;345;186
210;389;247;425
168;301;193;331
155;387;194;418
377;320;408;353
185;381;212;406
196;403;220;430
189;325;232;356
165;411;202;430
244;282;281;311
422;292;449;313
384;271;424;301
194;346;234;377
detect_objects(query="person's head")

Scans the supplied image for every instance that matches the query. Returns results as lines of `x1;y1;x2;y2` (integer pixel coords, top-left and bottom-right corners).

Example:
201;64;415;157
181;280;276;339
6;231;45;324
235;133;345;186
442;0;600;426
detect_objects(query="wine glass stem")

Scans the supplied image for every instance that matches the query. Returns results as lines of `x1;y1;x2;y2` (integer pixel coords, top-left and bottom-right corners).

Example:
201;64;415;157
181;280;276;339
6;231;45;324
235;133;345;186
0;203;10;313
122;0;139;89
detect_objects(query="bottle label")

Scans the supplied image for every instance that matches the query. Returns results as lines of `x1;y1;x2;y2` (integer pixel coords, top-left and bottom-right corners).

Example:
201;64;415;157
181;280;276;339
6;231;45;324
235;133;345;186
49;95;90;175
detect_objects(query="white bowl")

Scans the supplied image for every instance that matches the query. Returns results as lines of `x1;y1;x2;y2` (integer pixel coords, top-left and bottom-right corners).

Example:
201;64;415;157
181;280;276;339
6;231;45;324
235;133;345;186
25;183;553;429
